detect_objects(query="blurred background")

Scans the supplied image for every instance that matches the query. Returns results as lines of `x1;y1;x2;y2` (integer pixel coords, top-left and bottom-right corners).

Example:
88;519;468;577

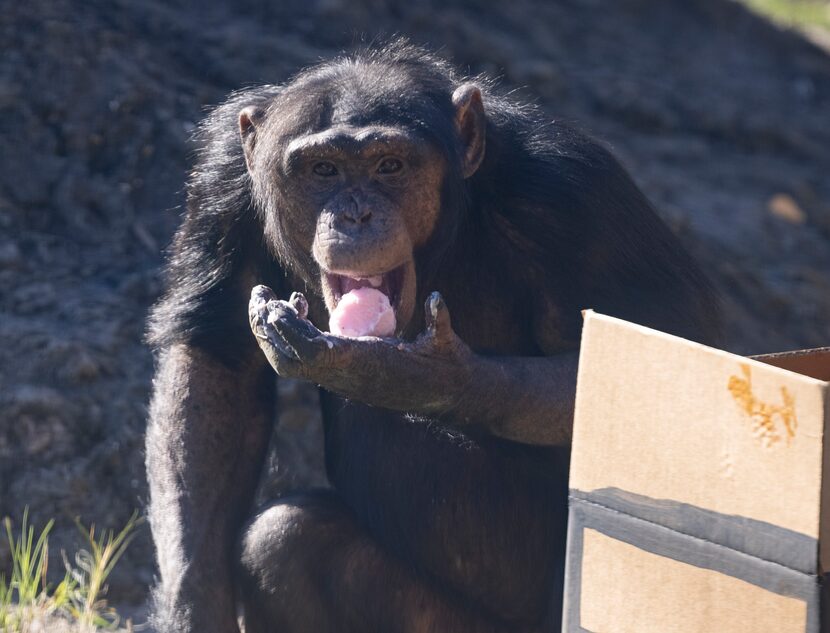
1;0;829;625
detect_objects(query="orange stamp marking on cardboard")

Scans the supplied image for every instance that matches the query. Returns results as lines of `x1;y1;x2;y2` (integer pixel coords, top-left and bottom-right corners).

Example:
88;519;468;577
728;363;797;448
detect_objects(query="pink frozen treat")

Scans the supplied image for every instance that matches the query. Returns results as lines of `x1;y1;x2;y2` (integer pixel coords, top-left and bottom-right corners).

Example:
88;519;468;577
329;287;396;338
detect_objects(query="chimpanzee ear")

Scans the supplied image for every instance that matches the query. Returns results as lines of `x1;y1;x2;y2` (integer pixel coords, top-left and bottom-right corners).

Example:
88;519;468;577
238;105;266;172
452;84;486;178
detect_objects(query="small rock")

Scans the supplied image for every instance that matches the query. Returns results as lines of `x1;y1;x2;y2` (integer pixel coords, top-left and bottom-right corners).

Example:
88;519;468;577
768;193;807;225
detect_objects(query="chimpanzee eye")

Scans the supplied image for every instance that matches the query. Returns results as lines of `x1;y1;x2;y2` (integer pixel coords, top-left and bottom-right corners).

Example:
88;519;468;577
377;158;403;175
312;161;338;177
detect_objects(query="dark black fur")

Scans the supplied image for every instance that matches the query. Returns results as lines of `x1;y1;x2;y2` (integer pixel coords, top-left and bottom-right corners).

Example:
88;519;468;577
150;45;718;359
147;40;720;633
148;86;286;364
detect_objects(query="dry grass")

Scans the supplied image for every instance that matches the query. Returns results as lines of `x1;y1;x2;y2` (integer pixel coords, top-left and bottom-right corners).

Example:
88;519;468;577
0;510;143;633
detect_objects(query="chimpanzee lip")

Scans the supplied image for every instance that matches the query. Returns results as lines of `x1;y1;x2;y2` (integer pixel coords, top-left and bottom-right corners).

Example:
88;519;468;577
323;263;407;313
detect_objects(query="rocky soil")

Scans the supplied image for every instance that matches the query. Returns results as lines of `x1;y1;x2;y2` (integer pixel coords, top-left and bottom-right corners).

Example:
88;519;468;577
1;0;828;617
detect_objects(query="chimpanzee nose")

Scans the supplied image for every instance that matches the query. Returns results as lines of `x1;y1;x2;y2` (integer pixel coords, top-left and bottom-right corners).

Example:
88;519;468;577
342;196;372;224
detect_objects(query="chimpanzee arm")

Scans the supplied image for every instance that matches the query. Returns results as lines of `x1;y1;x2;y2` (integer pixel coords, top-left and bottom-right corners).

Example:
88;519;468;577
451;352;579;445
145;85;285;632
146;344;274;633
250;287;576;446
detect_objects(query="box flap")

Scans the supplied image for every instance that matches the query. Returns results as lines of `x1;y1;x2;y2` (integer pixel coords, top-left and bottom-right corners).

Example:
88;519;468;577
571;312;829;561
753;348;830;382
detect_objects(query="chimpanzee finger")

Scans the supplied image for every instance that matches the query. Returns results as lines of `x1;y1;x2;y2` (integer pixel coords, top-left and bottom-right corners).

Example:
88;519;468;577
267;302;334;363
250;300;300;361
251;284;278;303
249;284;279;330
424;291;454;346
249;299;307;378
288;292;309;320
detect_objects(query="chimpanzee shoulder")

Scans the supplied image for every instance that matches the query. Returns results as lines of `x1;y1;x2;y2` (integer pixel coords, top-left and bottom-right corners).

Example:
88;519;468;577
440;91;721;347
146;86;286;365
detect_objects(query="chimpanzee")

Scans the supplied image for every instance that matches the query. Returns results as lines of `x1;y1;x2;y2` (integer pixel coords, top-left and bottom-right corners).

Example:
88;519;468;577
146;41;720;633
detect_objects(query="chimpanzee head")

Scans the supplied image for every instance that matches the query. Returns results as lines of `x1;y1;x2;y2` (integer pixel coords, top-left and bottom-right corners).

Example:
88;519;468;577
237;44;486;334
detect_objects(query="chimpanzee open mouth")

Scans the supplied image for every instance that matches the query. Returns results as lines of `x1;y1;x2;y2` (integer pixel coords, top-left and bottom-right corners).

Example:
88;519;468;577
323;264;407;313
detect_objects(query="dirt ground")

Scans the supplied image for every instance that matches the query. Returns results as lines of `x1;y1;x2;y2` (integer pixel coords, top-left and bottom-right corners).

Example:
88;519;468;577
1;0;828;615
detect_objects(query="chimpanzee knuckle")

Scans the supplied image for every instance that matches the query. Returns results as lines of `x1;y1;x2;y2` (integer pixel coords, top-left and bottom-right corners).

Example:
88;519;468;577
270;313;321;359
295;317;323;341
250;284;278;305
274;329;302;360
288;291;310;319
289;336;323;366
403;332;434;359
267;300;297;322
259;329;297;363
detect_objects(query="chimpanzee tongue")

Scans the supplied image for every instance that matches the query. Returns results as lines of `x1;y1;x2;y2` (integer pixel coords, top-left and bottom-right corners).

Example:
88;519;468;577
340;275;384;294
329;286;396;337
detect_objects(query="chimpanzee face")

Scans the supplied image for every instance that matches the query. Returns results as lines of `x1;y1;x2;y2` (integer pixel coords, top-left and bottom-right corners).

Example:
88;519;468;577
238;71;485;335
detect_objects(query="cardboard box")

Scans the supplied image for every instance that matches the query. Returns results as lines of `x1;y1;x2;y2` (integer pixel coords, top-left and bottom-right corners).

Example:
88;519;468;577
564;311;830;633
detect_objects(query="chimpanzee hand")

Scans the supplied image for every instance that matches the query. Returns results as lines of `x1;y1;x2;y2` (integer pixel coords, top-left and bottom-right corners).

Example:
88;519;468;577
249;285;476;414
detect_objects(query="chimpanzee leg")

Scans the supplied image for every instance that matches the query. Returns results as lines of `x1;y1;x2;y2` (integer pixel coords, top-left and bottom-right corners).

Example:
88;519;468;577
237;491;536;633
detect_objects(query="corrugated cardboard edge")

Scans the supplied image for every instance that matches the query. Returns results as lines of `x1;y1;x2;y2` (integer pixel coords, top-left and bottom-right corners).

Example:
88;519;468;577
576;311;829;391
755;347;830;573
755;348;830;382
